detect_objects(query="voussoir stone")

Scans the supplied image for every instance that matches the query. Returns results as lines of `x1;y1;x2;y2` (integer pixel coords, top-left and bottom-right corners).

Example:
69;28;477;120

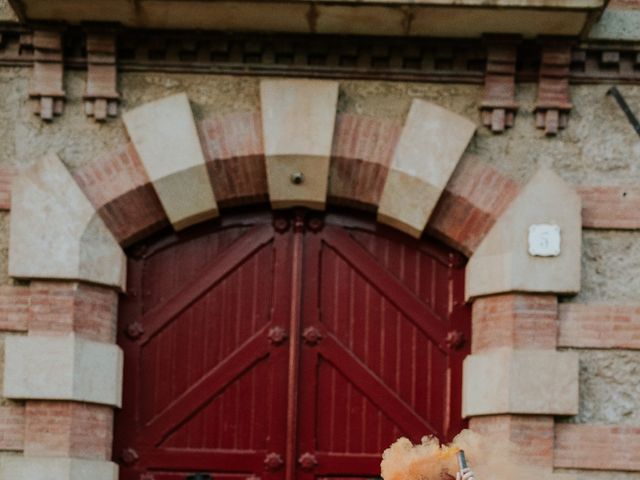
261;79;339;209
377;99;476;238
466;167;581;300
8;154;126;290
123;92;218;230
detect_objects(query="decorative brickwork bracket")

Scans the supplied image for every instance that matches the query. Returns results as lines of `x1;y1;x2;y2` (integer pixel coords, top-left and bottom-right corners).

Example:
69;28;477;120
480;35;520;133
28;29;65;121
535;40;573;136
84;29;119;121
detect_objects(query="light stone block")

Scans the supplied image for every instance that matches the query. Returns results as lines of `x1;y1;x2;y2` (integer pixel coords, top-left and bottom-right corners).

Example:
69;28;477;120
462;348;579;417
3;334;123;407
123;92;218;230
466;168;581;300
18;1;602;36
377;99;476;238
260;79;339;209
1;457;118;480
9;154;125;290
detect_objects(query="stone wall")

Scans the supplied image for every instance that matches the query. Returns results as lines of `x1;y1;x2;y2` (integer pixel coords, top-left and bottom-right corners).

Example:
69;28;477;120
0;66;638;476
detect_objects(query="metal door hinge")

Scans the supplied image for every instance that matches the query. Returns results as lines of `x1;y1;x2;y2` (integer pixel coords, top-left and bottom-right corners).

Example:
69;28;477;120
267;326;288;345
445;330;466;350
121;447;139;466
298;452;318;471
264;452;284;472
126;321;145;340
302;326;323;346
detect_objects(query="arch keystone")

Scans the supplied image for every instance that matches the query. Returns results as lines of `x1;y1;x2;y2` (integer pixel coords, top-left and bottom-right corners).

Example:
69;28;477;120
8;154;125;290
260;79;339;210
377;99;476;238
466;167;581;300
123;92;218;230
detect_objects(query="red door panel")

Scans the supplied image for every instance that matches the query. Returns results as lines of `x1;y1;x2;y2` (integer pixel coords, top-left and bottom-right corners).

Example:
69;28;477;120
114;210;470;480
294;220;468;480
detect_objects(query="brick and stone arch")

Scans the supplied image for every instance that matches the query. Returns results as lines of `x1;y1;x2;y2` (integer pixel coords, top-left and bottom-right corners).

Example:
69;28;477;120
2;79;583;479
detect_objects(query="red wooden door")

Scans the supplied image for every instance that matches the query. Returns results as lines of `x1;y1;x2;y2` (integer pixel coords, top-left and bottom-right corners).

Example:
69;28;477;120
114;210;469;480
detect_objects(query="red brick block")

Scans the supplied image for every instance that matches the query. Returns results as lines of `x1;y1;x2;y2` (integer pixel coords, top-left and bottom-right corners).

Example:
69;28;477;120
577;186;640;230
555;424;640;471
0;404;25;451
0;165;14;210
24;401;113;460
0;285;30;332
558;303;640;349
28;281;118;343
73;143;168;246
200;111;268;207
427;158;520;256
472;294;558;352
470;415;554;467
329;113;402;209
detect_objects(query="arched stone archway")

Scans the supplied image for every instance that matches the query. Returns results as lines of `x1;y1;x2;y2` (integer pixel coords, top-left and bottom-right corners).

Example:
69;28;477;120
2;79;582;479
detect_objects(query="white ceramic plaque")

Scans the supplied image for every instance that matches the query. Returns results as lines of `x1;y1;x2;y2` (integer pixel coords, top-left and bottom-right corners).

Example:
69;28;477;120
528;224;561;257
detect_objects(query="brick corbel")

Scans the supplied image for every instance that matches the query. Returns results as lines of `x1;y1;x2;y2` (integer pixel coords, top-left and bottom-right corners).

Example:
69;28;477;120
29;28;66;121
84;28;119;121
535;39;573;136
480;35;520;133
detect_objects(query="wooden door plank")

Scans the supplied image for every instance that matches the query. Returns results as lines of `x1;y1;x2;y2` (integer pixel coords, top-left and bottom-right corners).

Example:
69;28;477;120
321;332;439;440
139;224;274;344
138;448;265;471
321;226;449;347
140;323;271;445
314;452;382;474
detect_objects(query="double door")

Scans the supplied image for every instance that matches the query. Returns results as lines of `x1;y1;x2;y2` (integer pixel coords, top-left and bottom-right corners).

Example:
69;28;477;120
114;210;469;480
